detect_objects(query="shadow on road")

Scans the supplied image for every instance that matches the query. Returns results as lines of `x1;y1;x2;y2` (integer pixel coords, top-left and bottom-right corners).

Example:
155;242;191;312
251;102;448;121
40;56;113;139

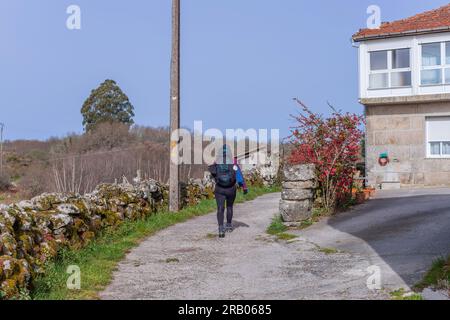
232;220;250;230
326;194;450;287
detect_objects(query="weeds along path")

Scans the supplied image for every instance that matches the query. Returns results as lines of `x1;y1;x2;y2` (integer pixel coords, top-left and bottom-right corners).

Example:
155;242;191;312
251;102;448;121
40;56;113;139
100;193;388;300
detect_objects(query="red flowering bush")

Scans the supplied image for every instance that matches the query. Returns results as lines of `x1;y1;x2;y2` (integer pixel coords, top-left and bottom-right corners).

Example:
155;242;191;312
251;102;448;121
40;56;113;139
289;99;364;212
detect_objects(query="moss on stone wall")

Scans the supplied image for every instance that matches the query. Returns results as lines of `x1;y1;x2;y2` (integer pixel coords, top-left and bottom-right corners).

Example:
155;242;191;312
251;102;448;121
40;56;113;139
0;170;278;299
0;179;168;299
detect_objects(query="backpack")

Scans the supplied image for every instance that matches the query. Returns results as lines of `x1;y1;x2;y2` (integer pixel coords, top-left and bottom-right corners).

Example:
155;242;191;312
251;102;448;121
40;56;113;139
216;164;236;188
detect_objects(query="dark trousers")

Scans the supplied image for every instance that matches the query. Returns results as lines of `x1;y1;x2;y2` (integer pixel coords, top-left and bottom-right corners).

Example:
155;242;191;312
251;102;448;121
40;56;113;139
215;185;237;227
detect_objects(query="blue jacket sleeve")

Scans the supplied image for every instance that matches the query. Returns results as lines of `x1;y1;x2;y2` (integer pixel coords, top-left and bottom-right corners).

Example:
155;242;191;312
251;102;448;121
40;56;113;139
235;166;246;189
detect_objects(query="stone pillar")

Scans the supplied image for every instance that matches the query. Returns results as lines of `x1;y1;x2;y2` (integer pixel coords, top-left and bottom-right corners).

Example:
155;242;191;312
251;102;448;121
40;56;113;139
279;164;315;222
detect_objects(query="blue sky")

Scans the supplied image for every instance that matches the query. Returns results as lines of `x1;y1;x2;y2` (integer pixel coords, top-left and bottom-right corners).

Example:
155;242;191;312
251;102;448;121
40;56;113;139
1;0;449;140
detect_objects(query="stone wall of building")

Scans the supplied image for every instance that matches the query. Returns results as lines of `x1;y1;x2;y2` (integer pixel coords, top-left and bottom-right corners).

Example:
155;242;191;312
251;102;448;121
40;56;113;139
279;164;315;222
365;101;450;187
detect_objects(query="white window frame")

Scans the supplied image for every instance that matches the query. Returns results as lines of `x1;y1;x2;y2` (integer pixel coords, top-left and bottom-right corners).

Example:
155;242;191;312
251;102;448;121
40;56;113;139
426;117;450;159
368;48;412;90
420;41;450;86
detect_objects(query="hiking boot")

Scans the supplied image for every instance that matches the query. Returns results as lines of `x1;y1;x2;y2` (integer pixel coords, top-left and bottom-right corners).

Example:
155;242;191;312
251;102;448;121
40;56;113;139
225;223;233;233
218;226;225;238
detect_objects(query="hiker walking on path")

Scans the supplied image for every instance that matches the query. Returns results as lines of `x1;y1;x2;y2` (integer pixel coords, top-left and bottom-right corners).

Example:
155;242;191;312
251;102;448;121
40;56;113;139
208;145;248;238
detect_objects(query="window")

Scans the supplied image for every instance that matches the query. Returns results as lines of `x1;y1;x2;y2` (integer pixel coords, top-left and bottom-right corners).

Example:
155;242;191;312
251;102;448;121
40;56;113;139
421;42;450;85
446;42;450;65
391;71;411;87
370;51;388;70
422;43;441;66
426;117;450;157
369;49;411;89
422;69;442;85
369;73;388;89
392;48;410;68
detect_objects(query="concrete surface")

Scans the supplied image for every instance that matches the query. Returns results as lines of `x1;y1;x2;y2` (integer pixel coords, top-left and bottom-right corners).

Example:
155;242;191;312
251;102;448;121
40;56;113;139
100;190;449;300
360;93;450;106
422;288;449;300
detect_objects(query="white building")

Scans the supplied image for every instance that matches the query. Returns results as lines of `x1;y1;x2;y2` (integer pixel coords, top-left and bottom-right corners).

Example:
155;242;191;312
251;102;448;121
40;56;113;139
353;4;450;187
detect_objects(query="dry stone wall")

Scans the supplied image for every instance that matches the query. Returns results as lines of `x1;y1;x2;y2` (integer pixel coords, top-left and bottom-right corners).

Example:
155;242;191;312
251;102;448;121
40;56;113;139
0;170;277;299
0;179;168;299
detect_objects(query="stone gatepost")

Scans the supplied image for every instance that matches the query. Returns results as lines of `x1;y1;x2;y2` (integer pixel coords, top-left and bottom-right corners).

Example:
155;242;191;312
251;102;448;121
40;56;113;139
280;164;315;222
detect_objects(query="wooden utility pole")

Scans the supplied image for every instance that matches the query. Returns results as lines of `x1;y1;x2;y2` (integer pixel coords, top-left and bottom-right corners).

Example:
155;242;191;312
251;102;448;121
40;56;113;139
169;0;180;212
0;123;4;176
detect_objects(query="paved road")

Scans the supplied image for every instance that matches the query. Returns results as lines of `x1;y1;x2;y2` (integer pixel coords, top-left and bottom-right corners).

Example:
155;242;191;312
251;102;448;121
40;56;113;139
302;188;450;291
100;189;450;300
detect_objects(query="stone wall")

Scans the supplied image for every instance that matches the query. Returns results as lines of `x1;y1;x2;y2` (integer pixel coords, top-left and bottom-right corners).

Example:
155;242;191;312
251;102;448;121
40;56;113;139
0;179;170;299
365;102;450;187
182;172;215;206
279;164;315;222
239;151;280;186
0;177;217;299
0;170;277;299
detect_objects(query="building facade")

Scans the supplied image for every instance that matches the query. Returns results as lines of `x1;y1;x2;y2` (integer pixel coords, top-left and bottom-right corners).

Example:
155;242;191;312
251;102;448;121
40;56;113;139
353;4;450;188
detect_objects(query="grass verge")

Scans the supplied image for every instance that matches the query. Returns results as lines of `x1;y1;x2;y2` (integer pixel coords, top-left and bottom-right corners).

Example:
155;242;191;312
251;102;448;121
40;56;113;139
276;233;298;241
390;288;423;300
31;185;280;300
296;207;328;230
415;255;450;292
317;247;339;255
266;207;327;236
266;215;298;241
266;215;287;235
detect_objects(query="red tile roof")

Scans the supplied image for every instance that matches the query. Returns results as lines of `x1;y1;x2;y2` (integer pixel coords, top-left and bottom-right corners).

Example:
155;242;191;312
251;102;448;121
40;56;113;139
353;4;450;41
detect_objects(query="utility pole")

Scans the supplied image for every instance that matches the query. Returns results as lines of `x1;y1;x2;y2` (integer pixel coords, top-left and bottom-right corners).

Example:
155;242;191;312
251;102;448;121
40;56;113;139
0;123;4;176
169;0;180;212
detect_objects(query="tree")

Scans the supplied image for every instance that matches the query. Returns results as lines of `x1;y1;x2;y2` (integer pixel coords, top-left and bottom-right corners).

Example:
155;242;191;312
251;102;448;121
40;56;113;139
289;99;364;212
81;80;135;132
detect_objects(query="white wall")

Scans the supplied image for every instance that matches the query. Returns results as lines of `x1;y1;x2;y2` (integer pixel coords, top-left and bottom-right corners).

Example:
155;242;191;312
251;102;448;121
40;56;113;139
358;32;450;99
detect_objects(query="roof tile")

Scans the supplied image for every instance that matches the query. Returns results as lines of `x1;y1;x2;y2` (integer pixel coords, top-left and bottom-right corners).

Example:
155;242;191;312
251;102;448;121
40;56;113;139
353;4;450;41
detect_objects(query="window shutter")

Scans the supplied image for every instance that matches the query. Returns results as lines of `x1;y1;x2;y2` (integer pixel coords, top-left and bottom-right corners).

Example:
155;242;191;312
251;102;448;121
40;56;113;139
427;117;450;142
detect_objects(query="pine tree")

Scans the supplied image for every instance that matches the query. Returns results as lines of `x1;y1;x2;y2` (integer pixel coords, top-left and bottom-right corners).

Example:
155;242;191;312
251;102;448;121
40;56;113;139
81;80;135;131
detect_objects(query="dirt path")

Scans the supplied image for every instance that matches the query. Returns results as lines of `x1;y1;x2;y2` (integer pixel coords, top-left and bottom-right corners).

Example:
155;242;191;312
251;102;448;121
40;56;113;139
100;193;389;300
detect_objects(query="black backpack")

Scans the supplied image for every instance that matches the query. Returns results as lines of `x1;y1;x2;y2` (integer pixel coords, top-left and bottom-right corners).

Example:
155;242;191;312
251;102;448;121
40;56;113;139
216;164;236;188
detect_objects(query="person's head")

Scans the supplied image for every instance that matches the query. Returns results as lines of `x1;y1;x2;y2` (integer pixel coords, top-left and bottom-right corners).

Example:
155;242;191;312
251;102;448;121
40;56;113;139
216;144;233;164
